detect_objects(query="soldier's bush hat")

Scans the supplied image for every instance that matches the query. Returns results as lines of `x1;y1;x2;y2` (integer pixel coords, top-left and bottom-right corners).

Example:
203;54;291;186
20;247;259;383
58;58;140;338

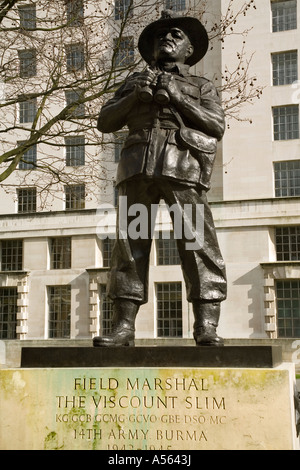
138;10;209;66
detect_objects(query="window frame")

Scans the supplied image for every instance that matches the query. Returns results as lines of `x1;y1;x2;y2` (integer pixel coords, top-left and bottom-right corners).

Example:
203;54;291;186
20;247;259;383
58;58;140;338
114;37;134;67
48;285;71;339
65;43;85;72
65;184;85;210
0;287;18;339
274;159;300;197
18;49;37;78
165;0;186;12
65;0;84;27
102;238;113;268
65;136;85;166
276;279;300;338
99;284;113;335
19;96;37;124
155;231;181;266
49;237;72;270
18;142;37;170
156;282;183;338
18;4;37;30
17;187;37;213
114;0;133;20
271;0;297;33
65;89;85;117
0;239;23;272
272;50;298;86
275;226;300;260
273;104;299;140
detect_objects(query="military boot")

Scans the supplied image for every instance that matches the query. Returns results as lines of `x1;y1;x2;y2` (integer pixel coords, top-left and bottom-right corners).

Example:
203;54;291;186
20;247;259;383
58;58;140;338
192;300;224;346
93;299;139;347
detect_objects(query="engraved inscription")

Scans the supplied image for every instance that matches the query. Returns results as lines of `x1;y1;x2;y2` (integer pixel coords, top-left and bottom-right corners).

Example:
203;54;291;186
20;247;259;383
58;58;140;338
53;371;228;449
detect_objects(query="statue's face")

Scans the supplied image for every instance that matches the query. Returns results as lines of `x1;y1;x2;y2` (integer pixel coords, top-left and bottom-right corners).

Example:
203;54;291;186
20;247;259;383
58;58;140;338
153;27;193;64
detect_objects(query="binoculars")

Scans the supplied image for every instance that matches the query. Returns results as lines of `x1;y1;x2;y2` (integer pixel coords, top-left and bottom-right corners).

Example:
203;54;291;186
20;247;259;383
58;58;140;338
137;68;171;105
138;86;170;105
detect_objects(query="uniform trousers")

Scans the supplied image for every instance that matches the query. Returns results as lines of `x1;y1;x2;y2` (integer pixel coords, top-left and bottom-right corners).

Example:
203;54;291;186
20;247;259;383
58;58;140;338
107;176;227;305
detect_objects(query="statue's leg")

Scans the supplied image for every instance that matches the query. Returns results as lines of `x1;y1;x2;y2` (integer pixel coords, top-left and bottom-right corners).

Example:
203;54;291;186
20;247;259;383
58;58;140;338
93;299;139;347
161;181;227;346
93;178;160;347
192;300;224;346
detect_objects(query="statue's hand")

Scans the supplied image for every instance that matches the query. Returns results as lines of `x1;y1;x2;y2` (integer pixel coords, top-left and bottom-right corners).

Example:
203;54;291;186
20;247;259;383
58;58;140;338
132;69;157;101
156;72;182;103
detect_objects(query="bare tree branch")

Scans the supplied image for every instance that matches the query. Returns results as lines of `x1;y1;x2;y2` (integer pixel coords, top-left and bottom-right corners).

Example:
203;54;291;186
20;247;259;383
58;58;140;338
0;0;263;206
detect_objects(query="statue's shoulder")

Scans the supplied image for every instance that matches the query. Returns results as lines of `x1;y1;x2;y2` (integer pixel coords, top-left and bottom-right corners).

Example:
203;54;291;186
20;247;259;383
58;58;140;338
190;75;220;97
115;73;140;95
188;74;213;87
121;72;142;87
126;72;141;81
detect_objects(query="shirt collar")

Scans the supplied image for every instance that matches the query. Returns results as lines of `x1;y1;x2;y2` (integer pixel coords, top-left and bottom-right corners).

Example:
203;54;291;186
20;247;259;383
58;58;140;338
175;63;190;76
157;62;190;76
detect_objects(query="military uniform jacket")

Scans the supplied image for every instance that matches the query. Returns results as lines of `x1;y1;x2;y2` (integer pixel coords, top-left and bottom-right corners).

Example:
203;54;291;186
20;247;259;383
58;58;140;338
99;64;225;190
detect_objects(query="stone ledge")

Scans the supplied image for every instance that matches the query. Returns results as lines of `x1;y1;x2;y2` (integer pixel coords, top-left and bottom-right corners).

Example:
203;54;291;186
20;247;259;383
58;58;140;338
21;345;282;368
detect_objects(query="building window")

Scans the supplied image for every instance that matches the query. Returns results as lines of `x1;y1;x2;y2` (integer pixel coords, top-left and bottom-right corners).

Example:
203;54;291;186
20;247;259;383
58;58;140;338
100;284;113;335
156;232;180;265
66;0;84;26
276;280;300;337
65;136;85;166
271;0;297;32
156;282;182;337
65;184;85;210
18;143;37;170
115;0;133;20
165;0;186;11
1;240;23;271
272;50;298;85
102;238;113;267
114;37;134;66
65;90;85;117
273;105;299;140
0;288;18;339
18;4;37;30
19;97;37;123
48;285;71;338
18;49;37;78
275;226;300;260
66;44;85;72
50;237;71;269
274;160;300;196
17;188;37;213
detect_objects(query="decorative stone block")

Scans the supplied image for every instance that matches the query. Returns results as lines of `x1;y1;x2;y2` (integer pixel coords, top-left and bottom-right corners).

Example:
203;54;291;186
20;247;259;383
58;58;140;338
263;278;274;287
17;285;29;294
16;325;28;334
264;323;276;332
17;298;27;307
89;300;98;307
89;283;98;291
264;293;274;302
17;311;28;320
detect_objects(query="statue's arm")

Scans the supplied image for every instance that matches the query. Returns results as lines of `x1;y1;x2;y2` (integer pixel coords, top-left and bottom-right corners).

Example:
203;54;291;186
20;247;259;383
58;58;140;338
97;71;156;133
97;88;136;133
175;80;225;141
159;74;225;141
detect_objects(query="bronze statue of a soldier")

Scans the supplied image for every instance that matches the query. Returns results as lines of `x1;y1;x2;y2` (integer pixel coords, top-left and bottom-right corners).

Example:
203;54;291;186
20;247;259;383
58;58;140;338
94;10;227;347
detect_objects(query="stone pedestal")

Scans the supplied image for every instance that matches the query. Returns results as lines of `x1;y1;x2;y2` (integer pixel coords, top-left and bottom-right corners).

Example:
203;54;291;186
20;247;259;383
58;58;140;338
0;346;299;450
